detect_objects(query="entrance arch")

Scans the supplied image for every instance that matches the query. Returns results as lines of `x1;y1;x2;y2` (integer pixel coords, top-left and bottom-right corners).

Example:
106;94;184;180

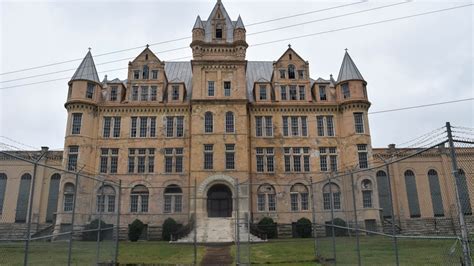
207;184;232;217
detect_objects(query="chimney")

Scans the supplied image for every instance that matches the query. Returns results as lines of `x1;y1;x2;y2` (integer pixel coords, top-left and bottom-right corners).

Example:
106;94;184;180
41;146;49;152
388;144;396;153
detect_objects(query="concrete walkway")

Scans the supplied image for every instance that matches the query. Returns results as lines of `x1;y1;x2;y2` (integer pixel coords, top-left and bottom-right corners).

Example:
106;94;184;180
200;245;233;265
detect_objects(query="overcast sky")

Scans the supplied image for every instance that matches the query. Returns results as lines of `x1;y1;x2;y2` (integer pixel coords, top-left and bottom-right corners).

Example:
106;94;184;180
0;0;472;151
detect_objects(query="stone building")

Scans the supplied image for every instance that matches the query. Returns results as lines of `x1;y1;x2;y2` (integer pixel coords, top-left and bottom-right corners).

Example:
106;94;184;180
0;0;472;240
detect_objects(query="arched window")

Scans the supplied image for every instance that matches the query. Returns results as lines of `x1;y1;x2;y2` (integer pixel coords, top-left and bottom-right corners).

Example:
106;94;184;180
457;169;472;215
164;184;183;213
288;64;296;79
46;174;61;222
63;182;75;212
15;173;32;222
290;183;309;211
225;111;234;133
257;184;276;212
204;112;213;133
0;173;7;214
130;185;149;213
142;65;149;79
97;185;116;213
427;170;444;217
404;170;420;218
323;182;341;210
361;179;373;208
376;170;391;218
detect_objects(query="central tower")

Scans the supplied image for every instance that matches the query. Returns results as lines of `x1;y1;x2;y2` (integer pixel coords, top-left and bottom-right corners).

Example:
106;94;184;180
189;0;250;220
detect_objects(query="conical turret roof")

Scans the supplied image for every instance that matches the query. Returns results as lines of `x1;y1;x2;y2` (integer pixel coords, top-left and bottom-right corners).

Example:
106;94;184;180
235;15;245;29
70;50;100;83
193;15;204;29
337;51;364;83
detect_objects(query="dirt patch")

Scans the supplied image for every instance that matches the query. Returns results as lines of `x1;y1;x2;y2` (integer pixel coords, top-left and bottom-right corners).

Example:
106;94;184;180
200;245;233;265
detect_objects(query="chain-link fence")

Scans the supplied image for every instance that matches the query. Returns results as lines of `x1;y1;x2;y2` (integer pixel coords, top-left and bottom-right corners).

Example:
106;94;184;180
235;122;472;265
0;149;121;265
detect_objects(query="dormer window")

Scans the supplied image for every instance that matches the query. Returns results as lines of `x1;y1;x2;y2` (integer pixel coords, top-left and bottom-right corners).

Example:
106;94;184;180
288;65;295;79
298;70;305;79
259;85;267;100
342;83;350;99
142;65;149;79
110;86;118;101
172;85;180;101
279;70;286;79
319;86;327;101
152;70;158;79
216;24;223;39
133;70;140;80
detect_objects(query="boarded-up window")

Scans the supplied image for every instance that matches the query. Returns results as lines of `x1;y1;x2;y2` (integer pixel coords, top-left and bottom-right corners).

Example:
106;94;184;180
376;170;392;218
427;170;444;217
46;174;61;222
457;169;472;215
15;173;32;223
404;170;420;218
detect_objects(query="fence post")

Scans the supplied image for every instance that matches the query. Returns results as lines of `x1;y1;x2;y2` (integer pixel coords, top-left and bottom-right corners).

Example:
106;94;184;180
114;180;121;264
247;182;251;265
235;181;240;265
96;180;104;265
193;178;197;265
23;150;47;266
67;171;80;266
446;122;472;266
385;162;399;266
350;172;361;266
310;177;320;259
329;176;336;264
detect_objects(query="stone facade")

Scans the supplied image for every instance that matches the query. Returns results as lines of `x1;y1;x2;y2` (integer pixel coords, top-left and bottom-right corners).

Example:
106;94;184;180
0;1;472;240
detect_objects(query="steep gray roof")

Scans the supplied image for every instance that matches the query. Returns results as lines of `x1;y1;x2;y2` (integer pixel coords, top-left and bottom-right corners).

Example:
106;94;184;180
203;1;236;43
70;51;100;83
246;61;273;102
235;15;245;29
337;51;364;83
193;15;204;29
164;62;193;99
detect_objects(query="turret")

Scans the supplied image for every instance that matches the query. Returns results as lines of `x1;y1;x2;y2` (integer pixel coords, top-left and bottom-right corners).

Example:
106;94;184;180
336;50;368;102
66;49;102;104
192;15;205;42
233;15;246;42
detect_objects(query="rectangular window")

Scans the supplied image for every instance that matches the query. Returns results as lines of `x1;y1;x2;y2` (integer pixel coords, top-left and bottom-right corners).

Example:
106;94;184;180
152;70;158;79
354;113;364;133
100;148;108;173
139;117;147;137
172;85;179;100
225;144;235;170
133;70;140;80
317;116;324;136
176;116;184;137
259;85;267;100
264;116;273;137
100;148;119;173
266;148;274;172
71;113;82;135
256;148;274;173
204;144;213;170
320;147;337;172
358;144;368;169
268;194;276;211
283;116;289;136
67;146;79;171
299;85;305;100
175;148;183;173
279;69;286;79
301;116;307;136
323;193;331;210
64;194;74;212
166;116;174;137
301;193;309;210
164;148;173;173
148;149;155;173
284;147;310;172
128;148;154;174
128;149;135;173
363;191;372;208
291;117;299;136
290;193;298;211
224;81;231;97
256;148;264;173
86;83;94;99
131;117;137;138
141;86;148;101
164;195;172;213
113;117;121;138
208;81;215;96
149;117;156;137
132;86;139;101
257;194;266;212
298;70;305;79
255;116;263;137
103;117;111;138
280;85;287;100
342;83;350;99
326;116;334;136
110;86;118;101
150;86;157;101
319;86;327;101
110;148;118;173
289;85;297;100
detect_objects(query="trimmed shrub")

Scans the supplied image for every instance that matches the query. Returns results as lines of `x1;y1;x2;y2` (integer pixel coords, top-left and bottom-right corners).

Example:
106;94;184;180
162;218;180;241
83;219;109;241
128;219;145;242
295;217;312;238
332;218;348;236
257;217;277;239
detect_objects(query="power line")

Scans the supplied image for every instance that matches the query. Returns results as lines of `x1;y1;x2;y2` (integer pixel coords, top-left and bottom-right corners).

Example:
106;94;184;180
0;1;366;76
0;1;406;84
368;98;474;114
1;3;471;90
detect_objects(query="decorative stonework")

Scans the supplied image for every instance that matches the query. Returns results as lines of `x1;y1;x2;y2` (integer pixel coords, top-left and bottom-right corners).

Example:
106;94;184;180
197;174;236;196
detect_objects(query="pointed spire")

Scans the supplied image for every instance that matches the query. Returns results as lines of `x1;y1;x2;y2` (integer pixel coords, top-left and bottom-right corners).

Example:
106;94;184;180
193;15;204;29
337;50;364;83
235;15;245;29
70;50;100;84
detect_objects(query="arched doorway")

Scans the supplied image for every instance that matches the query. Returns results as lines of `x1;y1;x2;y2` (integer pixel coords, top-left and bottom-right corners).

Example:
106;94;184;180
207;184;232;217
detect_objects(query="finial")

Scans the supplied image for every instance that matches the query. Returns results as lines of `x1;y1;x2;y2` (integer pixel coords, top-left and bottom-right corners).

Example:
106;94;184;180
88;47;91;52
288;44;291;48
146;44;149;48
217;0;221;4
345;48;348;52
